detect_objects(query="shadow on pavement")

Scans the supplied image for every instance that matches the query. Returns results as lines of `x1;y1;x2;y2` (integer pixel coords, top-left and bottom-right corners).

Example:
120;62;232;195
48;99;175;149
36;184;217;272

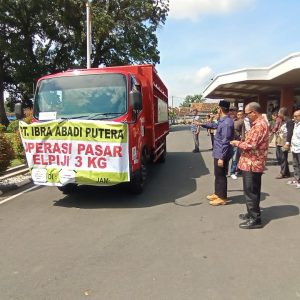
169;125;189;132
261;205;299;226
198;149;213;153
53;151;210;209
227;192;270;204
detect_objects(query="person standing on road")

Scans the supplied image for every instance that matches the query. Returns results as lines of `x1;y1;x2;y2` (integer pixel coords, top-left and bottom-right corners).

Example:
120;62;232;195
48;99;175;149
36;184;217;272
275;107;293;179
271;109;283;166
208;112;219;150
286;109;300;188
205;114;211;136
198;100;234;206
229;108;244;180
268;110;279;148
230;102;269;229
191;109;200;153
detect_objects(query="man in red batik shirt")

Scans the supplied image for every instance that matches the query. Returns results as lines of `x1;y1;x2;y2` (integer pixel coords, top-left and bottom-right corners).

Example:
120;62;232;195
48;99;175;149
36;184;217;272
230;102;269;229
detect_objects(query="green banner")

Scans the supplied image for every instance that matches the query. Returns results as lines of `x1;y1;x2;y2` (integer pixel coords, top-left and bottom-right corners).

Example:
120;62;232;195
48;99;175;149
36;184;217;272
20;119;127;143
19;119;130;187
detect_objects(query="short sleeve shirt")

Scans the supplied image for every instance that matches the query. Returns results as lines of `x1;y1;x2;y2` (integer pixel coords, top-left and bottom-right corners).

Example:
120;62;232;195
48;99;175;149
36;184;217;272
191;116;200;133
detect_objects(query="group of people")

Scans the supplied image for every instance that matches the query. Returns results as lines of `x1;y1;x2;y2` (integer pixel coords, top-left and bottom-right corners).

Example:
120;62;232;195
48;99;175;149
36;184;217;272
269;107;300;190
190;100;300;230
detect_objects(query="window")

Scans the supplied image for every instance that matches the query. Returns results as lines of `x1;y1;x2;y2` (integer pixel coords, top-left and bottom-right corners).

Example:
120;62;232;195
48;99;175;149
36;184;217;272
34;73;127;120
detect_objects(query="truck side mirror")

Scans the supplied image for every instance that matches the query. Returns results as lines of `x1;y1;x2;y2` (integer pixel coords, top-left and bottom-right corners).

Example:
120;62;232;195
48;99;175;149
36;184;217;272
130;90;142;111
15;103;24;120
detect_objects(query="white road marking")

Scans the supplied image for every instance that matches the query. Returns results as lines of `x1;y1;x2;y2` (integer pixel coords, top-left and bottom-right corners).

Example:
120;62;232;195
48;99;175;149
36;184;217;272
0;185;39;205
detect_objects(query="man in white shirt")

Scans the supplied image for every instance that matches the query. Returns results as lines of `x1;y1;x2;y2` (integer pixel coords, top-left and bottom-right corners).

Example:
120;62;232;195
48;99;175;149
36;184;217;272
286;109;300;187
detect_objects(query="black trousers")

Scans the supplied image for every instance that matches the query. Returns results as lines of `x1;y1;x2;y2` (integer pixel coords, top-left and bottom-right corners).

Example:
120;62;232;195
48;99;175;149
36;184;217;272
242;170;262;218
276;145;290;176
214;158;229;199
210;134;214;148
292;152;300;182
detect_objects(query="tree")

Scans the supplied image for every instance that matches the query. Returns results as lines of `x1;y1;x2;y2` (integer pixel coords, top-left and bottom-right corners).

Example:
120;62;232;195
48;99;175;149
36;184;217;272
0;0;85;125
91;0;169;67
168;107;177;124
180;94;204;107
0;0;169;125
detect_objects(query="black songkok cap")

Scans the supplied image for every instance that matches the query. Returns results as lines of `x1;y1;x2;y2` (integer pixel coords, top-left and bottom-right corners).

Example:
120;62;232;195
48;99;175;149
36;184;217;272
218;100;230;109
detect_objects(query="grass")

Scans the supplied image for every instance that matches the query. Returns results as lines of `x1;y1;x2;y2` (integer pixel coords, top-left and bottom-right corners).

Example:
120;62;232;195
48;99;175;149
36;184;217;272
10;158;24;168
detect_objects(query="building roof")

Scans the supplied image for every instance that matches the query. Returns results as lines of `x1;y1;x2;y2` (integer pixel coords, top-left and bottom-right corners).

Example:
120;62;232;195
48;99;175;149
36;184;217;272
190;102;218;113
173;107;190;117
202;52;300;100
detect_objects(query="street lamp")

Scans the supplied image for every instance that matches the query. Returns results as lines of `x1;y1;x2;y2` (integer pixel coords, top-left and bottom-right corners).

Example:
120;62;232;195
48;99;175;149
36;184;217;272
86;0;92;68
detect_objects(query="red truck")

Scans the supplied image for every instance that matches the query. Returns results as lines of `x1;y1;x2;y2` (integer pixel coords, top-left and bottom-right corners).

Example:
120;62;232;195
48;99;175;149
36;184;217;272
17;65;169;194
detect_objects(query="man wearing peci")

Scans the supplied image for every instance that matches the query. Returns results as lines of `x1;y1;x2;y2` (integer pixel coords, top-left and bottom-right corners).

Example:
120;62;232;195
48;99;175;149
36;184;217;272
198;100;234;206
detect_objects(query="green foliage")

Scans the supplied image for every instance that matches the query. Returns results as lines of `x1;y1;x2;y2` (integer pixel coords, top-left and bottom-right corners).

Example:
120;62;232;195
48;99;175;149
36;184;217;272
168;110;177;118
5;98;15;113
0;0;85;112
10;158;24;168
23;108;33;124
211;107;218;114
6;120;19;133
8;109;33;163
0;124;6;133
91;0;169;66
12;131;26;163
0;0;169;125
0;133;15;173
180;94;204;107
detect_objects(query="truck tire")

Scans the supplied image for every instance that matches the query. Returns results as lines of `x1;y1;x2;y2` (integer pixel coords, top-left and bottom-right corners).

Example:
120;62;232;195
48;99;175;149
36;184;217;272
157;139;167;163
128;153;147;194
57;183;77;194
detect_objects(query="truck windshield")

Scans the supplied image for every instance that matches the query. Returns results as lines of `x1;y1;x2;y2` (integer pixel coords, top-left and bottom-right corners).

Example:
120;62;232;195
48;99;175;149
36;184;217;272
34;73;127;120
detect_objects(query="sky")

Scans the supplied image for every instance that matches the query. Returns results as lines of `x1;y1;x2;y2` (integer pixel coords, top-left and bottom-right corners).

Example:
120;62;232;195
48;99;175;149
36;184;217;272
156;0;300;107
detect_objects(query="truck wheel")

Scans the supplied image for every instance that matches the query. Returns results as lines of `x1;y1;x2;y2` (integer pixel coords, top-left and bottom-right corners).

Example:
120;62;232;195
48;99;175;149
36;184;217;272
157;140;167;163
128;154;147;194
58;183;77;194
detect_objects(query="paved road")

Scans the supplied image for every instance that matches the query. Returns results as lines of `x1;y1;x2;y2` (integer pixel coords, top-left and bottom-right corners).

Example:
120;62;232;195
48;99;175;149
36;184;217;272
1;125;300;300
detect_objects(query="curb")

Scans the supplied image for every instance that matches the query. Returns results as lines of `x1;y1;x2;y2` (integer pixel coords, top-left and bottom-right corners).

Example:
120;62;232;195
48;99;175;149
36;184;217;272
0;178;33;196
0;166;29;181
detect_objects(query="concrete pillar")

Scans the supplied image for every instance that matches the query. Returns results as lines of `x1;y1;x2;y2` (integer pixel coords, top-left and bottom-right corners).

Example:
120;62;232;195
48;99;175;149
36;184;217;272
243;99;252;109
258;94;267;114
281;87;294;117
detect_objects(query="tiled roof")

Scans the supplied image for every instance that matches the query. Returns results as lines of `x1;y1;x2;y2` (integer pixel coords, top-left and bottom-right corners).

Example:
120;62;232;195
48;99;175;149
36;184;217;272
191;102;218;113
171;103;219;116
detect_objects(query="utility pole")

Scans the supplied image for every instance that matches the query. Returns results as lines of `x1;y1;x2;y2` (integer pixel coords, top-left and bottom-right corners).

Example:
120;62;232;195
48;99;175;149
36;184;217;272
170;95;185;125
171;95;185;108
86;1;92;68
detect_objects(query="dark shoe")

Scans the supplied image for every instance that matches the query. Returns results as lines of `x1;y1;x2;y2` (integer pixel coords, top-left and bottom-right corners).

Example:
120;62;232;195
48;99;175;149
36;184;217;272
239;213;250;220
192;149;200;153
239;218;262;229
